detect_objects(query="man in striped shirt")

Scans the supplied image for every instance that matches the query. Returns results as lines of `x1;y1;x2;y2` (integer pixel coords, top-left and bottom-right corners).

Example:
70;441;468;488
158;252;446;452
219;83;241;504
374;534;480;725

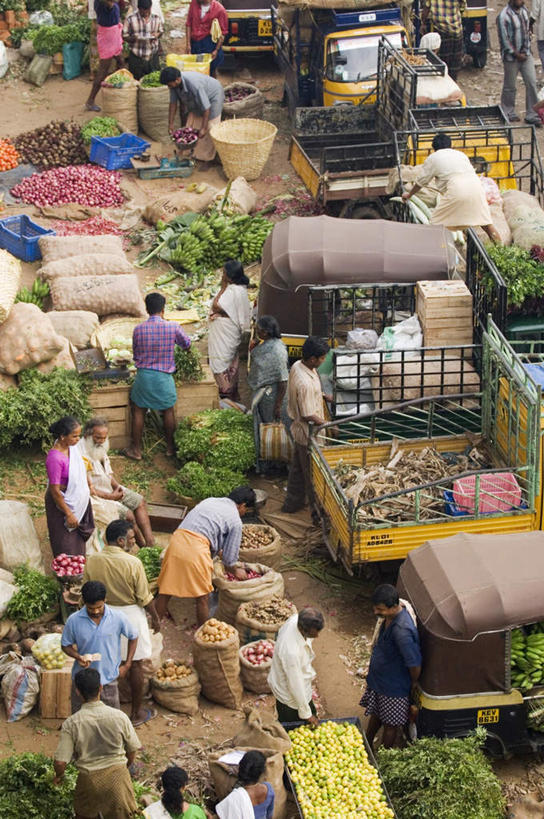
124;292;191;461
123;0;164;80
497;0;541;125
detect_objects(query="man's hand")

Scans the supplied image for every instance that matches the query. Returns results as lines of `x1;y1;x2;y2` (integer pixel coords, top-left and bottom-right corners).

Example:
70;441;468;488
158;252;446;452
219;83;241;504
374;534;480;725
198;127;207;138
515;51;527;61
307;715;319;728
52;775;64;786
76;654;91;668
151;613;161;634
118;661;131;679
402;190;411;202
65;512;79;530
110;486;124;501
232;566;248;581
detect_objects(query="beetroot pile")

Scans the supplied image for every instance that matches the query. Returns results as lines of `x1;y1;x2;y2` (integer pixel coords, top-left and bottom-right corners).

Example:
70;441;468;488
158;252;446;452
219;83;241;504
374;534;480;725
14;120;87;169
225;84;257;102
241;639;274;666
11;165;124;207
51;553;86;577
225;568;262;582
172;127;199;146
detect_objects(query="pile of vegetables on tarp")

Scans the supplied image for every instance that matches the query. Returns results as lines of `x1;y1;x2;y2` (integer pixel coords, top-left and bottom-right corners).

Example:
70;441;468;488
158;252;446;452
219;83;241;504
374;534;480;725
167;409;254;501
14;120;87;169
80;116;121;145
11;165;124;207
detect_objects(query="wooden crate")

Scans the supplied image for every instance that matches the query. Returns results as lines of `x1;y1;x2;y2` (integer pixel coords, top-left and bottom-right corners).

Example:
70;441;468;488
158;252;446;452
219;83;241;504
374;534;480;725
416;280;473;348
148;502;188;532
175;365;219;417
89;383;131;449
39;658;74;719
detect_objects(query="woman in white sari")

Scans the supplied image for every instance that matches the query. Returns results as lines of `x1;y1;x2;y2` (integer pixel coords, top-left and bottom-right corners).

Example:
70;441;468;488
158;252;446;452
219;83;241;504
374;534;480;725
45;416;95;557
208;259;252;401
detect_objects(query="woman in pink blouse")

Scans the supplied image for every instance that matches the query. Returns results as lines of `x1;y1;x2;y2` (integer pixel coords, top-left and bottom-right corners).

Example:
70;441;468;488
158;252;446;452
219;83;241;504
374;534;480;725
45;416;95;557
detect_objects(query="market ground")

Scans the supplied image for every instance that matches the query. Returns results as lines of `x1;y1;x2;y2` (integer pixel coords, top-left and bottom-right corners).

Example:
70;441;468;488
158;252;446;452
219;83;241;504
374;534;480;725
2;1;544;813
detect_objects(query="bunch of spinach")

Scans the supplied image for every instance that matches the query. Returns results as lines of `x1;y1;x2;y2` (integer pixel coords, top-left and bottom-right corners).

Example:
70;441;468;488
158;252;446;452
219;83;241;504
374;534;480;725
0;754;77;818
6;566;59;622
167;461;245;502
377;729;505;819
174;346;204;384
173;409;255;473
486;244;544;308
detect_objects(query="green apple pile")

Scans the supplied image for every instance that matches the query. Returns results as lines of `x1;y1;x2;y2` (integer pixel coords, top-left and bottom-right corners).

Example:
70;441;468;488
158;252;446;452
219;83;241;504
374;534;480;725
285;721;394;819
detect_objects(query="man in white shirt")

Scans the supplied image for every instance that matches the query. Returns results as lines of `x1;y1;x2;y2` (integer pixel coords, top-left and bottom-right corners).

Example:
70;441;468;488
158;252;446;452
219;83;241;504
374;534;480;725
268;607;324;725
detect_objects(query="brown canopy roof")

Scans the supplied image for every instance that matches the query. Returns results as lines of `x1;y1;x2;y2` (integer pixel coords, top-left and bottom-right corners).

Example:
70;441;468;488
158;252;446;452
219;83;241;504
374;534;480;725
399;532;544;641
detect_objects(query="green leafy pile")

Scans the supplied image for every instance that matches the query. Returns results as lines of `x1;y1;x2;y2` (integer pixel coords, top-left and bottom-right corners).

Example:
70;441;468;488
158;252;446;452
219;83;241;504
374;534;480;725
140;71;162;87
0;753;77;819
33;20;90;55
486;244;544;308
0;368;91;452
174;346;204;384
6;566;59;623
167;461;244;502
136;546;163;580
174;409;255;472
377;729;505;819
80;116;121;145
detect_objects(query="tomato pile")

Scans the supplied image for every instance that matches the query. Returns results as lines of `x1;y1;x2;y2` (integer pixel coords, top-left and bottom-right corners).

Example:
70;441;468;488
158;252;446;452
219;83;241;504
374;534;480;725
0;139;19;172
51;553;86;577
225;568;262;581
241;639;274;666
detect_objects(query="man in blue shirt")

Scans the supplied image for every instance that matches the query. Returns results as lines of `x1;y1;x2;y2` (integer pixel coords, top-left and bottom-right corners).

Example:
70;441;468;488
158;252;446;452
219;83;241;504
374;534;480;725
360;584;421;749
62;580;138;713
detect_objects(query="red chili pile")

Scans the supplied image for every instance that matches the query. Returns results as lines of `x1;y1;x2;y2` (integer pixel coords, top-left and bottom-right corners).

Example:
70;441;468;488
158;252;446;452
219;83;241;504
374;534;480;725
242;639;274;666
225;569;263;582
52;215;124;237
11;165;124;207
52;553;86;577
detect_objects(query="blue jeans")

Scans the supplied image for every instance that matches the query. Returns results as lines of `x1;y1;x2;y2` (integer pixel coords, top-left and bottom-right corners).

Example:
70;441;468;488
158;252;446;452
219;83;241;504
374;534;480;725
191;34;224;75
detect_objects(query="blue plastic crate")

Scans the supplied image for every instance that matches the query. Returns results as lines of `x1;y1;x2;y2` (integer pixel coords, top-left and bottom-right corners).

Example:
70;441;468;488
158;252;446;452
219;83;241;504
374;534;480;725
90;133;151;170
0;215;55;262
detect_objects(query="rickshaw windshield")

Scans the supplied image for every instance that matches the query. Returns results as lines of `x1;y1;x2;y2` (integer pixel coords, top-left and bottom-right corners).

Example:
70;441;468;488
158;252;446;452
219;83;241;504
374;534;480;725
326;32;402;82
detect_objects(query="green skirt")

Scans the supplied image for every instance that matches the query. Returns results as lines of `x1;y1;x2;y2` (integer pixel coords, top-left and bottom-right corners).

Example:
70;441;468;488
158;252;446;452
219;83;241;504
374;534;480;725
131;368;177;411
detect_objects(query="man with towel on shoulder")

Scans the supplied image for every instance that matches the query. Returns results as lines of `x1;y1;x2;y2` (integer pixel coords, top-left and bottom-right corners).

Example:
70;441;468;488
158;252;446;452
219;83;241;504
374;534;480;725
156;486;256;625
123;292;191;461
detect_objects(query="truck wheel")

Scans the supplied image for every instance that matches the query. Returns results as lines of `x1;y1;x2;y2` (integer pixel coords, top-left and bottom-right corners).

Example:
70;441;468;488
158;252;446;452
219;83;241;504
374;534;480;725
350;205;381;220
473;51;487;69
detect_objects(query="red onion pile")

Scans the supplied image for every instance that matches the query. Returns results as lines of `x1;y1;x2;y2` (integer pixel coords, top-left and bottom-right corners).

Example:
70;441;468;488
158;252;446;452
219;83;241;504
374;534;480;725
225;569;262;582
242;639;274;666
225;84;256;102
172;127;199;146
11;165;124;208
52;553;86;577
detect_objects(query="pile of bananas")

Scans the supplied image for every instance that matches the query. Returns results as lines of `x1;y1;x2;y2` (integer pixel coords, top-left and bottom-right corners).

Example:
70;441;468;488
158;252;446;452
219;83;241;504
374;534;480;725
511;625;544;691
15;278;50;309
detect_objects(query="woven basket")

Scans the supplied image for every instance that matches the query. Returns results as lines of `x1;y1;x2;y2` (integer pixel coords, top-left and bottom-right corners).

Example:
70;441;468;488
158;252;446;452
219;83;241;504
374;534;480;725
210;118;277;181
90;316;140;355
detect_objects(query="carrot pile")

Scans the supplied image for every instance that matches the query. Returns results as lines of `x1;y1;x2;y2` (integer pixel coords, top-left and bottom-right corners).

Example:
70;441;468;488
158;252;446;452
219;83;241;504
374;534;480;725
0;140;19;172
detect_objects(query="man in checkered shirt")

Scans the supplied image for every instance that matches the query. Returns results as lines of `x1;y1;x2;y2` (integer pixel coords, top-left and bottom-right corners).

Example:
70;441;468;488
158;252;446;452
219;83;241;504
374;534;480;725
123;0;164;80
124;292;191;461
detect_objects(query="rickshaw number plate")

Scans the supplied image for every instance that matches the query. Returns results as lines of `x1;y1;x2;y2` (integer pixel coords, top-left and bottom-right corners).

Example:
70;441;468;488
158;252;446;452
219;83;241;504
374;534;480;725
477;708;499;724
258;19;272;36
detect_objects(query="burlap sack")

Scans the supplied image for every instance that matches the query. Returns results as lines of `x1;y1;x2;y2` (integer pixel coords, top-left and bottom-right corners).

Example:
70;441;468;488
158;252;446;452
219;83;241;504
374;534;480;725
35;337;76;373
0;303;64;375
0;373;16;391
151;668;200;715
39;254;134;281
235;708;291;753
235;598;297;645
502;189;543;223
144;186;219;225
100;76;139;134
38;234;124;262
238;526;282;569
371;356;480;409
193;626;242;710
0;249;21;324
239;640;273;694
212;177;257;215
213;562;285;625
208;746;287;818
50;274;146;318
46;310;100;349
138;85;171;143
222;83;265;120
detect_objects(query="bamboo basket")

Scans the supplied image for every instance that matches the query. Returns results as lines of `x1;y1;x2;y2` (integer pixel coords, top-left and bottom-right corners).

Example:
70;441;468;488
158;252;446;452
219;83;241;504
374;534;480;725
90;316;140;356
210;118;277;181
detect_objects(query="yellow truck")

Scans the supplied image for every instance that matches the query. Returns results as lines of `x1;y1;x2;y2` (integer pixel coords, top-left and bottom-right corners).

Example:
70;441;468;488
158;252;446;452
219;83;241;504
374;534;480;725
222;0;274;53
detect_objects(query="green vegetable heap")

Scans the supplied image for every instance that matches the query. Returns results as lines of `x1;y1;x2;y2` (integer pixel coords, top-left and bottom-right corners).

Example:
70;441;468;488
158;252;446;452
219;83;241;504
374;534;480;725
174;346;204;384
136;546;163;581
167;461;244;502
140;71;162;87
0;753;77;819
104;69;132;87
15;279;50;309
33;20;91;55
6;566;59;623
486;244;544;309
80;116;121;145
377;728;505;819
137;210;273;272
510;623;544;692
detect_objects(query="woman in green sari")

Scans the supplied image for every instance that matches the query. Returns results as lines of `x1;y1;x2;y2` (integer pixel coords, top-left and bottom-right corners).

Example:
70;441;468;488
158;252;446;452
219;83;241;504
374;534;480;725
143;766;210;818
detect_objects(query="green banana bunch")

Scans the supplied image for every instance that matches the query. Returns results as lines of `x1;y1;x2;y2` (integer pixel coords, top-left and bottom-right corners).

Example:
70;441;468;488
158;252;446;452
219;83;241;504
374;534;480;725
511;626;544;691
15;278;50;309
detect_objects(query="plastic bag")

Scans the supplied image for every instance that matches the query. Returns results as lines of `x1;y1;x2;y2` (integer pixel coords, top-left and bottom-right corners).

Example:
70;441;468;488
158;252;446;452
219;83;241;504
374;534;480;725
479;175;502;206
0;42;8;80
24;54;53;87
29;9;54;25
346;328;378;350
0;578;16;618
1;653;41;722
0;501;43;571
62;41;83;81
32;633;65;670
377;315;422;359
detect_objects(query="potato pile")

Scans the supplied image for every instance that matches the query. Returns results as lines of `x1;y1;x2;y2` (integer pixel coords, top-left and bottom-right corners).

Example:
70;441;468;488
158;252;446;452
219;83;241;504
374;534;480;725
155;658;193;681
241;525;275;550
199;618;235;643
243;596;296;625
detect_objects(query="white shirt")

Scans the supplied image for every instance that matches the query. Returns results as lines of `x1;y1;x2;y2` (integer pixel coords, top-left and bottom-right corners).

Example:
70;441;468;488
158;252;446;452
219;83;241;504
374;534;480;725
416;148;476;194
267;614;316;719
143;801;171;818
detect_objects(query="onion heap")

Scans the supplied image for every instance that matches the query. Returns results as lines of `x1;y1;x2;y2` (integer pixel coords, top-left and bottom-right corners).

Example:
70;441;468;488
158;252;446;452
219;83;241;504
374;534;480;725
11;165;124;207
198;618;235;643
224;84;257;102
14;120;87;169
225;568;262;582
241;639;274;666
172;127;199;146
51;553;86;578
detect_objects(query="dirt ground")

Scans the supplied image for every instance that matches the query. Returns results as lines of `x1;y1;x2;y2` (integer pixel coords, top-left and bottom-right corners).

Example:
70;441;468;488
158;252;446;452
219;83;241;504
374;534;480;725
3;0;544;814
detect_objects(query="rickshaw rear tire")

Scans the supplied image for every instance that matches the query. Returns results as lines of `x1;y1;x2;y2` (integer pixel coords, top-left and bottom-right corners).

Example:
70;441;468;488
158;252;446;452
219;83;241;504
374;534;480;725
472;51;487;69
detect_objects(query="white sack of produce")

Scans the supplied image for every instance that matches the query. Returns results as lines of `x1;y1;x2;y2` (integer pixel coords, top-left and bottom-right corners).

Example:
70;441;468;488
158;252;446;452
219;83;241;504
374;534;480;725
371;356;480;408
38;234;124;262
376;315;423;358
212;177;257;215
476;203;512;247
0;303;65;375
0;249;22;324
0;652;41;722
346;328;379;350
335;355;373;391
0;500;43;571
36;337;76;373
50;274;146;317
47;310;100;350
38;253;134;281
144;186;219;225
0;578;17;618
502;189;543;223
508;205;544;251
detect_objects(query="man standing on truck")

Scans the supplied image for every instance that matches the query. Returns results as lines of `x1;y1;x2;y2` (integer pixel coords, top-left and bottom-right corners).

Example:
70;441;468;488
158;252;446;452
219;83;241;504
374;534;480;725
420;0;465;80
185;0;228;77
497;0;541;126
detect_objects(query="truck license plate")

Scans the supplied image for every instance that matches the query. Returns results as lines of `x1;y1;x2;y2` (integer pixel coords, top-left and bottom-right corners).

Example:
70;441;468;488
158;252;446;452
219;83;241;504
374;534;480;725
477;708;499;724
258;19;272;36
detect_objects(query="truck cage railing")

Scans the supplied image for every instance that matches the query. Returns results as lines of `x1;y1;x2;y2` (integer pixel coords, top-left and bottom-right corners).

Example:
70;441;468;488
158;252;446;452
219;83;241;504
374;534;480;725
466;228;508;339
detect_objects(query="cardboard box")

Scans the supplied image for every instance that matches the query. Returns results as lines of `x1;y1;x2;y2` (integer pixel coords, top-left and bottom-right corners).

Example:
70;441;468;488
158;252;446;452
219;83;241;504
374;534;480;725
39;658;74;719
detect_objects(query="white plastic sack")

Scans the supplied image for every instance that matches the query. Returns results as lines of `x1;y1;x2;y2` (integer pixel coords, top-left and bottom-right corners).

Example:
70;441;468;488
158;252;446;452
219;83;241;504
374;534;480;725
479;175;502;206
346;329;378;350
335;354;374;390
376;315;423;359
28;9;54;24
0;43;8;80
1;653;41;722
0;579;16;618
0;501;43;572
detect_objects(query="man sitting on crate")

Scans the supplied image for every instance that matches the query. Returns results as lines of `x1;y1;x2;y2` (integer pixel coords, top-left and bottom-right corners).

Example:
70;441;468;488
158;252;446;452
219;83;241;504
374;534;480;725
79;416;155;548
53;668;141;819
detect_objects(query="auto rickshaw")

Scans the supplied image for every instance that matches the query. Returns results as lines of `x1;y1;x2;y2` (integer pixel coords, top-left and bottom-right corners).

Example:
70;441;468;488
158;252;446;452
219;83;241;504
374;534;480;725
398;531;544;756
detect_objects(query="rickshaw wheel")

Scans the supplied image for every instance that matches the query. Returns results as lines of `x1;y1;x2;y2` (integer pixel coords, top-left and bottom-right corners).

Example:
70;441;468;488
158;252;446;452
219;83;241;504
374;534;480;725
473;52;487;69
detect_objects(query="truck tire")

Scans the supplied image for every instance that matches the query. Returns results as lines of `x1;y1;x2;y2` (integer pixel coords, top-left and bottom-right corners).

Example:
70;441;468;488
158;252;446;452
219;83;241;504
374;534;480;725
473;51;487;69
350;205;382;220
